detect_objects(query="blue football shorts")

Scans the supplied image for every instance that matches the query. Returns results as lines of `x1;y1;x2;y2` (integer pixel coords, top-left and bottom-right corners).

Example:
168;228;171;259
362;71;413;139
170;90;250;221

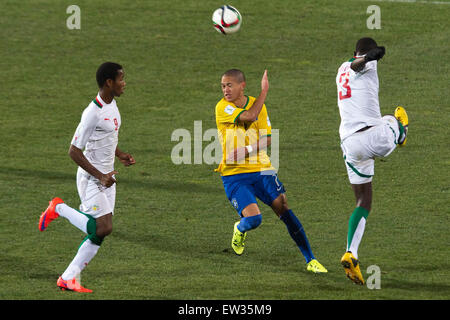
221;170;286;217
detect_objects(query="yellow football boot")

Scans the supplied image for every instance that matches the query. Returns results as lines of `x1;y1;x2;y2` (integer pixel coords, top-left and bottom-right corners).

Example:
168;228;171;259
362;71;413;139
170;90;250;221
394;106;409;146
341;251;365;285
306;259;328;273
231;221;247;255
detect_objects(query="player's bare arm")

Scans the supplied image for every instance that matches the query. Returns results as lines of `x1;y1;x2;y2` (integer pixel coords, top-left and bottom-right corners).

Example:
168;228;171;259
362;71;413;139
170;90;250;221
226;136;271;163
115;147;136;167
69;144;117;187
351;46;385;72
237;70;269;123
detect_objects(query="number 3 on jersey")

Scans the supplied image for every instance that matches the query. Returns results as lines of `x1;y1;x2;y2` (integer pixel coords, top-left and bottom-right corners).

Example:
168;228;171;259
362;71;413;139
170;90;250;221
338;72;351;100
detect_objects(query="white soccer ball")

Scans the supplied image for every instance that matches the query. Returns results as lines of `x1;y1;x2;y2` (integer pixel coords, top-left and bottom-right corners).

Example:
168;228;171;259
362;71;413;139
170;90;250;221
212;5;242;35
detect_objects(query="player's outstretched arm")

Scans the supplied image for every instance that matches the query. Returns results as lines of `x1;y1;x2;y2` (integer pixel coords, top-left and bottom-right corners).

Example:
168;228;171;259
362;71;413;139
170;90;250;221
69;144;117;187
351;46;385;72
238;70;269;123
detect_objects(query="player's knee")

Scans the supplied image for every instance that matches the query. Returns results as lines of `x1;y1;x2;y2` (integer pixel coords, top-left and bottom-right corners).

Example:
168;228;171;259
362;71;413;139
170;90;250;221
94;213;113;238
353;183;372;212
86;218;105;246
95;221;112;238
360;202;371;212
355;195;371;212
355;191;371;211
96;224;112;238
88;233;104;246
272;194;289;216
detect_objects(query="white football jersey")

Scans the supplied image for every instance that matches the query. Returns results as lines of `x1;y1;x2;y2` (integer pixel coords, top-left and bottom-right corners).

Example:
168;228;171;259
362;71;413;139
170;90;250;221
336;58;383;140
71;93;121;174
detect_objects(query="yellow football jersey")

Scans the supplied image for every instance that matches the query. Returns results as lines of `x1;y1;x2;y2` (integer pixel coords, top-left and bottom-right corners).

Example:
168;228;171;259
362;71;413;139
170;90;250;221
215;95;274;176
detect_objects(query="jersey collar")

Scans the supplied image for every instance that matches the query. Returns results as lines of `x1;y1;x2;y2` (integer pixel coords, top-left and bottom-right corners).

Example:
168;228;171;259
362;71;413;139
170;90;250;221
93;93;111;109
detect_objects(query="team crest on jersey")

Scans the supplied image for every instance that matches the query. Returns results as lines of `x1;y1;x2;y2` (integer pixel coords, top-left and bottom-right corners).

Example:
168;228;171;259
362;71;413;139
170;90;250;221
224;105;236;115
231;198;238;209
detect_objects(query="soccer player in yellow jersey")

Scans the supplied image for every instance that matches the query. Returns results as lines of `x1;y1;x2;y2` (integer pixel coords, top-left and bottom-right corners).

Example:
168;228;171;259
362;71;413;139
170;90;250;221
215;69;327;273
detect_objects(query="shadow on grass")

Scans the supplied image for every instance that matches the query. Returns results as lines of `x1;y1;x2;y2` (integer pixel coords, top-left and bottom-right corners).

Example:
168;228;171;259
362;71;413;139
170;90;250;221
1;253;56;281
385;278;450;298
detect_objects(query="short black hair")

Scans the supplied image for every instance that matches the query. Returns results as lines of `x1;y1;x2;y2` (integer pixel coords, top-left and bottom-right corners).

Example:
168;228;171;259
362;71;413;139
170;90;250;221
222;69;246;83
96;62;123;88
355;37;378;55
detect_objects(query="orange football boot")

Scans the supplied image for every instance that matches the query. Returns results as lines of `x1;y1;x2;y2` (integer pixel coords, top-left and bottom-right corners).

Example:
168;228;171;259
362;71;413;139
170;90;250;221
39;197;64;231
57;276;93;293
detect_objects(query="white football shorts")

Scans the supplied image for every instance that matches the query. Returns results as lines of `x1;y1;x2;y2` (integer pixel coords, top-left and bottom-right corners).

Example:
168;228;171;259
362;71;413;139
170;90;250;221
76;168;116;218
341;115;399;184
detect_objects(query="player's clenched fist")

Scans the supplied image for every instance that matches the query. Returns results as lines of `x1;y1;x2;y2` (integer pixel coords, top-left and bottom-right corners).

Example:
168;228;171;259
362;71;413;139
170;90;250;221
100;171;118;188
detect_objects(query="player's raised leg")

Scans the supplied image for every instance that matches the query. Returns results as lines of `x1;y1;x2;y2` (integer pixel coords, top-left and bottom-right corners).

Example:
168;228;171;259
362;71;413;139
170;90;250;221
39;197;97;234
39;197;64;231
394;106;408;146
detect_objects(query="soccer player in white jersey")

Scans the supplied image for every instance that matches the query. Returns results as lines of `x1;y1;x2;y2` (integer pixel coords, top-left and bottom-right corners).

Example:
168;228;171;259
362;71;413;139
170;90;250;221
336;38;409;285
38;62;135;292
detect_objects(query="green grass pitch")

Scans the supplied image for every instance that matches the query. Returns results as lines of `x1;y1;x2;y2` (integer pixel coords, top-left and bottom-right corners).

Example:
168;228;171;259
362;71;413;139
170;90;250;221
0;0;449;300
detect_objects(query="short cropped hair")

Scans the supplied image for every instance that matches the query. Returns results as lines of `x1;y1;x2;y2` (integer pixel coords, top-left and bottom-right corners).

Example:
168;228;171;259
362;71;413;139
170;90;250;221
96;62;123;88
355;37;378;55
222;69;246;83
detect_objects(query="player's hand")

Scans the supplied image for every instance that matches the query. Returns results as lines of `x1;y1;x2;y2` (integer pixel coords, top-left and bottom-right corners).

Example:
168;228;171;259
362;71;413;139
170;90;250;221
261;69;269;93
365;46;385;61
118;153;136;167
100;171;118;188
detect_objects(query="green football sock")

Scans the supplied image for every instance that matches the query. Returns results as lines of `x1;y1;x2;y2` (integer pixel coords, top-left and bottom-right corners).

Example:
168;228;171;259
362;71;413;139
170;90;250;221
346;206;370;259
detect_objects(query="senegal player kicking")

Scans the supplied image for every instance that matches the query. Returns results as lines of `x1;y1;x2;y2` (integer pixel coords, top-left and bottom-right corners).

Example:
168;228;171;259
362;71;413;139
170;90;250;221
336;38;408;285
215;69;327;274
38;62;135;292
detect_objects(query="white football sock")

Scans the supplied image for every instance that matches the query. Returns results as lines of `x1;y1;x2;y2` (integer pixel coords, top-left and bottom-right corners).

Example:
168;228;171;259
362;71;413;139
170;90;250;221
55;203;88;234
348;217;366;260
61;239;100;280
